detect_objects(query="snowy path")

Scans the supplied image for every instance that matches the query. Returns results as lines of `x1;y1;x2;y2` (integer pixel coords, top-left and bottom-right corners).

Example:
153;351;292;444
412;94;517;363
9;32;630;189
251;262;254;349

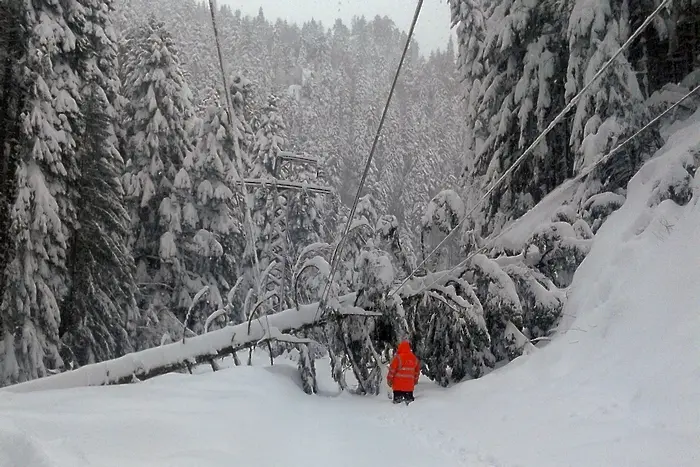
2;348;695;467
0;363;503;467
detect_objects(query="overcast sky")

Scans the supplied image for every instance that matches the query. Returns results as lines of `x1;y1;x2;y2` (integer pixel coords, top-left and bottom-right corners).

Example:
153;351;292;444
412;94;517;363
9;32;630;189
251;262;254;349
220;0;454;53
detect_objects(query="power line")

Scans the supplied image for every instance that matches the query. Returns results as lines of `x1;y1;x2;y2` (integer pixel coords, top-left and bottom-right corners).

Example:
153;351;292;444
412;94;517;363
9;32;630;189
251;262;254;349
579;82;700;180
207;1;262;287
388;0;674;298
208;1;277;339
395;81;700;298
315;0;425;320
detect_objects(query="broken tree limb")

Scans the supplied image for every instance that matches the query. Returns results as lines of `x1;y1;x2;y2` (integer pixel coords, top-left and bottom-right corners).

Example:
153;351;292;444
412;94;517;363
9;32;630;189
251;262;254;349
183;285;210;343
1;293;380;394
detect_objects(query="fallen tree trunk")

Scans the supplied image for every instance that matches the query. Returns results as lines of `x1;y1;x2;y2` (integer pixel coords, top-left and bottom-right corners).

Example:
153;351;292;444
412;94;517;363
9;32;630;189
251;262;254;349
2;294;379;394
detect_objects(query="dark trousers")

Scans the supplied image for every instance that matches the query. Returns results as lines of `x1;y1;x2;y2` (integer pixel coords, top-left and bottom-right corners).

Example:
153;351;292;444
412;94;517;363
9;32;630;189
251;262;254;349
392;390;414;404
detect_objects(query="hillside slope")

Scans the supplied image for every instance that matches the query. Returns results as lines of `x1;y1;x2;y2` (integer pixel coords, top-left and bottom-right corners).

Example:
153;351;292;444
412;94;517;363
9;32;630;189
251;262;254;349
0;114;699;467
416;109;700;466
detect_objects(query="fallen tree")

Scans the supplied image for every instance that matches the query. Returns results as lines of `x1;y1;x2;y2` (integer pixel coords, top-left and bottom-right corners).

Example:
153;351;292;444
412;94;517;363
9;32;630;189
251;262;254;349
2;293;379;394
1;239;568;395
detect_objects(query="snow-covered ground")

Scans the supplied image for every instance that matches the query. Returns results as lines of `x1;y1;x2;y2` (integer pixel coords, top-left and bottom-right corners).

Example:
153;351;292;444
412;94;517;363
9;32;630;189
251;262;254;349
2;118;700;467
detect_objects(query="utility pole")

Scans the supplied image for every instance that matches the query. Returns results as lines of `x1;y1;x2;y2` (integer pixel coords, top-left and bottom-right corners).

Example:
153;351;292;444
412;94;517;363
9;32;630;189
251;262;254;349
241;150;333;314
242;151;332;195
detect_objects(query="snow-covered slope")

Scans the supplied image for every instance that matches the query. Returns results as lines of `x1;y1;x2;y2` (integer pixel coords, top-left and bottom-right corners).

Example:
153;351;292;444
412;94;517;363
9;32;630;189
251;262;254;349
424;111;700;466
1;117;699;466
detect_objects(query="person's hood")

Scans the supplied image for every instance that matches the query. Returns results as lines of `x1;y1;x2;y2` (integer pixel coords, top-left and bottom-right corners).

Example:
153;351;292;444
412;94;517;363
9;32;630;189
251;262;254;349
397;340;411;354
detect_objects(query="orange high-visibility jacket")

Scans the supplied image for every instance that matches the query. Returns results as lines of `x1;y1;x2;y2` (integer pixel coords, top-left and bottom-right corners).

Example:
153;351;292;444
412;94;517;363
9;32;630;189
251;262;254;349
387;341;420;392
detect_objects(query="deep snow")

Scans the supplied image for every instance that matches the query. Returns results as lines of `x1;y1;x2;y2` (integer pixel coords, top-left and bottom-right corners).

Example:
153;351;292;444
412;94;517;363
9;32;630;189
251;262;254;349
1;119;700;467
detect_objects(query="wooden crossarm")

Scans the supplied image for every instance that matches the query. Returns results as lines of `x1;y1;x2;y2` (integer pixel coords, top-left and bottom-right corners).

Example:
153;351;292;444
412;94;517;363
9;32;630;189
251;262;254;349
242;178;333;195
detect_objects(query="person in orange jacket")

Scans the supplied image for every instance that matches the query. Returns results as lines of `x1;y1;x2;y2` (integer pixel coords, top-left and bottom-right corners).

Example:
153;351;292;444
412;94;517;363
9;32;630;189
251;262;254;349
387;340;420;404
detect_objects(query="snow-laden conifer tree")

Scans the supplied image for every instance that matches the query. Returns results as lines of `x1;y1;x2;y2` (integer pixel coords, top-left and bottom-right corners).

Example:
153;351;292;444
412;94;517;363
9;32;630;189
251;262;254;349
0;0;25;304
581;191;626;233
119;16;196;344
52;0;139;368
450;0;570;234
502;263;565;340
0;0;84;383
347;247;400;394
61;87;138;366
566;0;661;193
375;214;415;278
251;94;286;177
287;189;325;260
318;244;403;396
403;276;490;386
188;101;245;323
331;195;378;293
250;93;290;291
420;189;465;271
464;254;524;363
449;0;487;167
523;220;591;288
230;74;257;169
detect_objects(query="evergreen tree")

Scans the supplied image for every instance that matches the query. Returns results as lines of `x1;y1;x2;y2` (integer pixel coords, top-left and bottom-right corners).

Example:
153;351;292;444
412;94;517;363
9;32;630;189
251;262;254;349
188;101;246;322
61;87;138;366
374;214;415;278
465;254;525;363
566;0;661;193
523;217;591;289
420;189;466;271
0;0;84;383
456;0;571;234
230;74;257;170
0;0;25;304
348;247;398;395
287;188;326;260
503;263;565;340
403;276;490;386
252;94;286;177
119;16;196;339
250;94;289;281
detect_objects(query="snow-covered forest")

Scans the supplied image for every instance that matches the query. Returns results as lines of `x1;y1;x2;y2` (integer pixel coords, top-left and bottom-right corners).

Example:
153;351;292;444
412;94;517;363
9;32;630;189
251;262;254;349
0;0;698;399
